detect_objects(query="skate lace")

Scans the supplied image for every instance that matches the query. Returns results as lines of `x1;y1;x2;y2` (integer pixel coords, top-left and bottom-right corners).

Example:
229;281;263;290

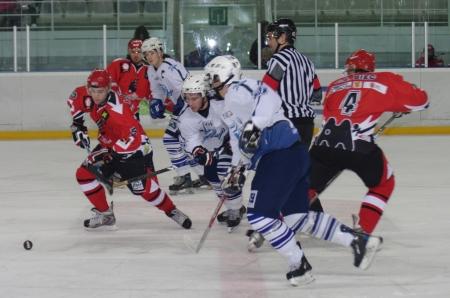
88;208;113;227
89;209;105;226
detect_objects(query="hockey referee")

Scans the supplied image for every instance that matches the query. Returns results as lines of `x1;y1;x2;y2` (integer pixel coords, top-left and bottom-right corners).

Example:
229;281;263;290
262;18;321;147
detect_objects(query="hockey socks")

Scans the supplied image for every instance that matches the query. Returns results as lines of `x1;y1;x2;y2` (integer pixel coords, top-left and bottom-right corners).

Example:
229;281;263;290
284;211;354;247
360;172;395;233
141;177;175;213
76;166;110;212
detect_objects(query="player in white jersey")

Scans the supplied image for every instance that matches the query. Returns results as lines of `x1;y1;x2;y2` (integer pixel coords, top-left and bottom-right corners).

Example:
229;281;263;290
204;55;382;286
142;37;210;194
178;74;246;231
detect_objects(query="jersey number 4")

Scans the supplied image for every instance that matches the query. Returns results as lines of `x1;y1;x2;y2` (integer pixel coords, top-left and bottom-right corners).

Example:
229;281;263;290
340;90;361;116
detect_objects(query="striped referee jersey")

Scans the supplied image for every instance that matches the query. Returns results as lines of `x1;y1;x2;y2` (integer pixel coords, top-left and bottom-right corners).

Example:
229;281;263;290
262;46;316;119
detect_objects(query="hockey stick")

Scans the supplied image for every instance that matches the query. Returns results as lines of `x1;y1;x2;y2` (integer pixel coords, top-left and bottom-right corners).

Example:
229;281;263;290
310;112;404;203
81;139;115;195
112;165;175;188
195;196;226;254
195;160;247;254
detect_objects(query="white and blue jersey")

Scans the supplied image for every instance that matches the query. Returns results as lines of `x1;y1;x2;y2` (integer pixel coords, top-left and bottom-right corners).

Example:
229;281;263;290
221;78;299;169
147;57;188;106
179;99;242;209
178;100;229;154
147;57;197;177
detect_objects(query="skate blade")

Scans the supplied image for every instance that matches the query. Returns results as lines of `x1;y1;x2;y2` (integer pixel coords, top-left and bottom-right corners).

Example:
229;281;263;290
169;188;194;196
248;242;257;253
289;272;315;287
85;224;119;232
359;236;382;270
227;226;239;233
194;185;213;190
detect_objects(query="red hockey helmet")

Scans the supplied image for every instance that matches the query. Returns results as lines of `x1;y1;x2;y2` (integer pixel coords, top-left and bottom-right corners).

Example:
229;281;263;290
128;38;143;50
87;69;111;88
345;49;375;73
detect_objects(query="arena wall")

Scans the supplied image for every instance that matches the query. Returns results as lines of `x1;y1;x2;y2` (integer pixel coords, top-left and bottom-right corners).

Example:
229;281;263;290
0;68;449;139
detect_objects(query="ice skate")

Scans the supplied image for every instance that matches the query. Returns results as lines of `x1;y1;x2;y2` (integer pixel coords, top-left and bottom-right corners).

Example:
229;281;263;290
350;230;382;270
84;205;117;231
192;175;212;189
246;229;265;252
166;208;192;229
226;208;242;233
169;173;194;195
352;214;383;251
286;243;314;286
217;205;246;223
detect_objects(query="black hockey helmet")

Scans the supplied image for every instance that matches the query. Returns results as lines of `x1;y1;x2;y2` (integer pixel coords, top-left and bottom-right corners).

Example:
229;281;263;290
266;18;297;44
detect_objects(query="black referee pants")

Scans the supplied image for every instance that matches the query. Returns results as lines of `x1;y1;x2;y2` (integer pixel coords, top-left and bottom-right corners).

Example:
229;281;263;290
289;117;314;148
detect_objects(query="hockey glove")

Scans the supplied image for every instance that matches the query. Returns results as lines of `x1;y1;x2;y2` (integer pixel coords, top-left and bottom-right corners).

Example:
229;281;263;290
239;121;262;155
149;98;165;119
192;146;214;166
310;88;323;105
222;165;246;196
86;147;112;166
172;96;185;116
71;123;90;149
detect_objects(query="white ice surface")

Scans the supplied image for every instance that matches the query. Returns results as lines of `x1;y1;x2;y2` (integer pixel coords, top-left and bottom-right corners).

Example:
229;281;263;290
0;136;449;298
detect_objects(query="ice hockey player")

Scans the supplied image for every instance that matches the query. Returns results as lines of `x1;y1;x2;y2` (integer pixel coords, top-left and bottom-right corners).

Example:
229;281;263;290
178;74;246;232
204;55;383;286
309;49;429;235
67;69;192;230
106;39;150;119
142;37;210;194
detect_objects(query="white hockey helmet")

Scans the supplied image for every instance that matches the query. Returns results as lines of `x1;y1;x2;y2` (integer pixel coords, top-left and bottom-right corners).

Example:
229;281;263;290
182;73;209;99
142;37;164;53
204;55;242;88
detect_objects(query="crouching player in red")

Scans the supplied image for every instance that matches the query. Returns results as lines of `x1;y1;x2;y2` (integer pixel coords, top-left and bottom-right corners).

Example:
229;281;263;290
67;69;192;230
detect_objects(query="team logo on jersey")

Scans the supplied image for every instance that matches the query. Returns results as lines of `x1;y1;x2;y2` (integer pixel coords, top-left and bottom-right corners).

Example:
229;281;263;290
248;190;258;208
101;110;109;120
121;62;130;72
202;124;226;142
70;91;77;99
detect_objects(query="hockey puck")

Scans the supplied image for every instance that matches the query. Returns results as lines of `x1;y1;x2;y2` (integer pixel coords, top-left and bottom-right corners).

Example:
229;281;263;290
23;240;33;250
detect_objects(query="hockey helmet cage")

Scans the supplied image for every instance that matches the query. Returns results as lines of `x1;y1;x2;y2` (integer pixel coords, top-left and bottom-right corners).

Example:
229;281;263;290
87;69;111;88
142;37;164;53
182;74;209;99
267;18;297;43
345;49;375;73
204;55;242;88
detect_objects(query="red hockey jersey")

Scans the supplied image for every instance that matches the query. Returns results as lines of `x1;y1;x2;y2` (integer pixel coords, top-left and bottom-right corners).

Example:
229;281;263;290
67;86;151;157
107;58;151;112
318;72;428;146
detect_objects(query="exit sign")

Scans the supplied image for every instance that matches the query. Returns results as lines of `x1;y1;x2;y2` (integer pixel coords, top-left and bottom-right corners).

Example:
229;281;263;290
209;7;228;25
